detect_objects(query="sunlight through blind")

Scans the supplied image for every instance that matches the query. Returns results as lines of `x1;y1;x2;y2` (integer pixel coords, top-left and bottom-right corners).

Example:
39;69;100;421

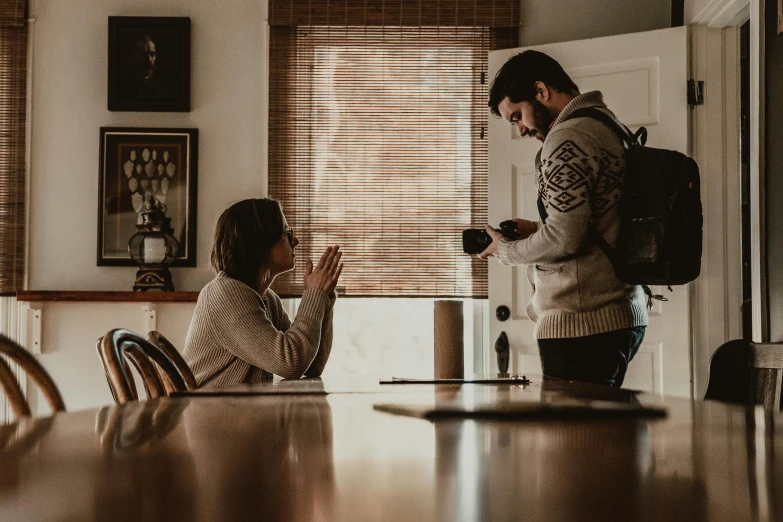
268;0;518;298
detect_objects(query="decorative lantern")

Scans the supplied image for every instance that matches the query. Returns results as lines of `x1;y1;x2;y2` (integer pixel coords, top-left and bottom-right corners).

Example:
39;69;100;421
128;196;179;292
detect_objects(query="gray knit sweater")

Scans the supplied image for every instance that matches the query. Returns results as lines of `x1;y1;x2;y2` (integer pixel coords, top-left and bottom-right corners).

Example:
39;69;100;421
497;91;648;339
183;272;334;388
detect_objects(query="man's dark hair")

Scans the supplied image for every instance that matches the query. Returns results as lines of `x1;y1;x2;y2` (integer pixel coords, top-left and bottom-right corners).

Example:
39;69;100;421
211;198;285;287
488;50;579;117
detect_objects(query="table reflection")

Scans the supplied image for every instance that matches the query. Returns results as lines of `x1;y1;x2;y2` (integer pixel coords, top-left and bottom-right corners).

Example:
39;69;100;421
0;416;55;500
429;385;709;522
4;378;783;521
91;399;196;521
184;395;336;522
96;398;188;451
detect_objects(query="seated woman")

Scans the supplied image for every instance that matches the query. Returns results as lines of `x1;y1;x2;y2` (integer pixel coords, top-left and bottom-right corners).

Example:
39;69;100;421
183;198;343;387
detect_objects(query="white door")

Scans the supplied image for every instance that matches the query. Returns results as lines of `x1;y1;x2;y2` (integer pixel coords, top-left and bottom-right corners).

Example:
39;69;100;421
488;27;692;397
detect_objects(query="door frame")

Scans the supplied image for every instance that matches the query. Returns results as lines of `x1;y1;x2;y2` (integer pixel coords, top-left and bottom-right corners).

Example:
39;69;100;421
688;0;765;397
689;25;743;397
748;0;767;342
688;0;762;350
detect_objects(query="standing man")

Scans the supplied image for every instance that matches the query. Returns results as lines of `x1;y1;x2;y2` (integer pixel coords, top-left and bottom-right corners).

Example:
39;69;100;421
479;50;647;387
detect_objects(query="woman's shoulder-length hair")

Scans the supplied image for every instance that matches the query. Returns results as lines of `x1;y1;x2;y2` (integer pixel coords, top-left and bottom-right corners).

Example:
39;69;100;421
211;198;285;287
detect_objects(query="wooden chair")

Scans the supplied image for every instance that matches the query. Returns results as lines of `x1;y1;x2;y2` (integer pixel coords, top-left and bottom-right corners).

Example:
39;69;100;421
146;331;197;393
97;328;191;405
705;340;783;411
0;333;65;420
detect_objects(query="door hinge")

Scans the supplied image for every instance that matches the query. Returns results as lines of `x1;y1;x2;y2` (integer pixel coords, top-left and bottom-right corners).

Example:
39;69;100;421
687;79;704;109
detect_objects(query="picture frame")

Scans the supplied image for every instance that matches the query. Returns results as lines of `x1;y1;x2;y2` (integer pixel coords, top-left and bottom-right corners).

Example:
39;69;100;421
98;127;198;267
107;16;191;112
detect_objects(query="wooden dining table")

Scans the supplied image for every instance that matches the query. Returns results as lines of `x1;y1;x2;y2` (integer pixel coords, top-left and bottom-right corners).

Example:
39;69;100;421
1;376;781;521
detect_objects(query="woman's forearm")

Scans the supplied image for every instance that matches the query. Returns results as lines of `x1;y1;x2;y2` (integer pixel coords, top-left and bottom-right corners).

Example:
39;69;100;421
303;305;333;377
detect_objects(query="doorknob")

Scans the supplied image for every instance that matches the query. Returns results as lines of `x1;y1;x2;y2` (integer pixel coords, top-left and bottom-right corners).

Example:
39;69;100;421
495;331;509;374
495;305;510;321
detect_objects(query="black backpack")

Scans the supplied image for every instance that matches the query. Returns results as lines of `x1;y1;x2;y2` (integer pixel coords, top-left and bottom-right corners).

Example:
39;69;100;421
564;107;703;293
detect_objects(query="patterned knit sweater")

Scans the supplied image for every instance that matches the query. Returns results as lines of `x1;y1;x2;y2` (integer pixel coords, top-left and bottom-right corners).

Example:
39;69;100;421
497;91;648;339
183;272;335;388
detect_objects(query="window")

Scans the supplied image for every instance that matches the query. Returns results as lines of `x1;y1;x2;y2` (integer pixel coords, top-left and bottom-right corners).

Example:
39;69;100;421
0;0;27;295
324;298;485;378
268;1;517;377
0;0;27;424
268;0;519;298
282;296;487;378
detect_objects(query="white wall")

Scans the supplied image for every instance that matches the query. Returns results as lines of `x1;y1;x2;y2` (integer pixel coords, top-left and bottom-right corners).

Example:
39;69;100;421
26;0;268;411
518;0;671;46
29;0;268;292
33;302;196;411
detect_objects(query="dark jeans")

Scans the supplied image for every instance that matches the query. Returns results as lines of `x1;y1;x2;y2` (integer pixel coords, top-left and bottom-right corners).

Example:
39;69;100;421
537;326;646;387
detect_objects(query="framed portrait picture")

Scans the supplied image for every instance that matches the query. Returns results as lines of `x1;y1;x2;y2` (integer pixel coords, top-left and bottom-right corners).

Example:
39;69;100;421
107;16;191;112
98;128;198;267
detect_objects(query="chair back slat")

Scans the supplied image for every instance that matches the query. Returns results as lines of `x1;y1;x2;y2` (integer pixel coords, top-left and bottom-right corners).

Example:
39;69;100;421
706;340;783;411
0;334;65;421
96;337;136;404
749;368;783;411
146;331;197;392
748;343;783;410
0;356;30;417
124;344;167;400
97;328;190;404
748;343;783;369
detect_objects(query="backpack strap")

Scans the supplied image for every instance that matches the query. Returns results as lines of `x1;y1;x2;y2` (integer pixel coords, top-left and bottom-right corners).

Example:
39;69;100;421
561;107;664;306
564;107;647;147
560;107;631;260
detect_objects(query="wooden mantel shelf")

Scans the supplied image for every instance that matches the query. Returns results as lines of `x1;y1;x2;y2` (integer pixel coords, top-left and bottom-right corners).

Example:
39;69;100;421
16;291;199;303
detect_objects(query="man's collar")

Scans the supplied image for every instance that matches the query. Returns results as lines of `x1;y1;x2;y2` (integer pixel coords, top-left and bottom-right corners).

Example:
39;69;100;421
550;91;607;129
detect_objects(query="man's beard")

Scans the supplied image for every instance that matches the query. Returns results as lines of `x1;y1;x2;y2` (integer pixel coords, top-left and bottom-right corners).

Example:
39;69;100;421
530;99;554;139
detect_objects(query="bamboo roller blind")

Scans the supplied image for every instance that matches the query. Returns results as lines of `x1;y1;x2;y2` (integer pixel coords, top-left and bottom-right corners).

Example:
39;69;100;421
268;0;518;298
0;0;27;295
